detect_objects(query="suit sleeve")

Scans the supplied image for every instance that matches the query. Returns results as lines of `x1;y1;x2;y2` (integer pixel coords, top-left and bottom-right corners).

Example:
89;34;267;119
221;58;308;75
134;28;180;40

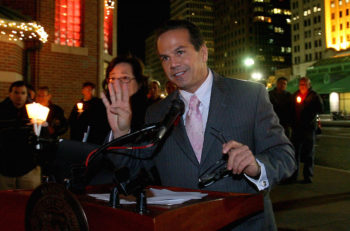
253;85;296;187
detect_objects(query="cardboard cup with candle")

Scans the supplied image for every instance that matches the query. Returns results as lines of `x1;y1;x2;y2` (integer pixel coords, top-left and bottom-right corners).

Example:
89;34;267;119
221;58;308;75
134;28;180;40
77;102;83;113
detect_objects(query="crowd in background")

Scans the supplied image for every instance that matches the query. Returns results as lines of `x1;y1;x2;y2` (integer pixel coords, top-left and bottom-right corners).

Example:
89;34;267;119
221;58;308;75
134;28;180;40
268;77;324;184
0;70;323;190
0;55;179;190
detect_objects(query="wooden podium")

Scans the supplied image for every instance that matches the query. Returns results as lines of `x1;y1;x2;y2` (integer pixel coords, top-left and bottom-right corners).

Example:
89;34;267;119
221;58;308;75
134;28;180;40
0;183;263;231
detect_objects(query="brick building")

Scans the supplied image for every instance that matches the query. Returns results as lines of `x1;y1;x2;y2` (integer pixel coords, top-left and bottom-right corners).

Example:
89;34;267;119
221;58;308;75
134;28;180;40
0;0;117;119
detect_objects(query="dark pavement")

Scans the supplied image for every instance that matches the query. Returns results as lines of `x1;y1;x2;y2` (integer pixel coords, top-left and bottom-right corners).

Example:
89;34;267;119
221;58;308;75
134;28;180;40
271;164;350;231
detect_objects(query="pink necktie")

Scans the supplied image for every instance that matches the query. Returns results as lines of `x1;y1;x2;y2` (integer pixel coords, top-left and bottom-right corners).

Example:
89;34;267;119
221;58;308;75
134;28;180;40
186;95;204;163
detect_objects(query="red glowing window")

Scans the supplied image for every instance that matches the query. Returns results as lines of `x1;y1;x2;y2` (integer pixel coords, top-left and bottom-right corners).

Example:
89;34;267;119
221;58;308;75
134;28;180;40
55;0;83;47
104;1;114;55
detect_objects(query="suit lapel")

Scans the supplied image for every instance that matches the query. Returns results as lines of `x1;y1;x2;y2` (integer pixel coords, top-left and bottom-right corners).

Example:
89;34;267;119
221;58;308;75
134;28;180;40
200;73;229;164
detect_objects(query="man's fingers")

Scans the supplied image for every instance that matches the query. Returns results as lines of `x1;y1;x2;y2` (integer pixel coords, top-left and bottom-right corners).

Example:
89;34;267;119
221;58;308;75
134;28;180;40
222;140;244;153
226;145;249;171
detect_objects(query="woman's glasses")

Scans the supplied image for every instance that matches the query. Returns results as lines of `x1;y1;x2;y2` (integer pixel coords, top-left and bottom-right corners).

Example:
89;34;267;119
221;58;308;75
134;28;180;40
107;76;135;84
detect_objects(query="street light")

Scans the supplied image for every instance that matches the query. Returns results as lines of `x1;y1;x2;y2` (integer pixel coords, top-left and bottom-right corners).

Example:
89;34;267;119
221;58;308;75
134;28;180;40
251;72;263;81
244;57;255;67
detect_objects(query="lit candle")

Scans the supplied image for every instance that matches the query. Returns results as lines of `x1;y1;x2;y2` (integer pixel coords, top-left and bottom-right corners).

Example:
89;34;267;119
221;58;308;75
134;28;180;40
25;102;50;149
77;102;83;112
296;96;302;104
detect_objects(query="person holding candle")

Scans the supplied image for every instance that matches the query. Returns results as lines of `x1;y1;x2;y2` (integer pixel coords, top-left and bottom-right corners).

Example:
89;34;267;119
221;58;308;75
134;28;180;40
68;82;110;145
0;81;41;190
35;86;68;140
290;77;323;183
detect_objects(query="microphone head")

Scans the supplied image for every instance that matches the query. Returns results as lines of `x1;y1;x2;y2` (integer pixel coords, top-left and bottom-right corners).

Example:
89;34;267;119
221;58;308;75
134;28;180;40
171;99;185;115
156;99;185;141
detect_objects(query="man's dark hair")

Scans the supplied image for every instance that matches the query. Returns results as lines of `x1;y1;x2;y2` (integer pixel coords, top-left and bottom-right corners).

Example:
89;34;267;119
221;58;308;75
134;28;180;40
38;86;50;92
26;84;35;91
156;20;205;51
277;77;288;82
104;55;148;91
9;81;26;92
82;81;95;89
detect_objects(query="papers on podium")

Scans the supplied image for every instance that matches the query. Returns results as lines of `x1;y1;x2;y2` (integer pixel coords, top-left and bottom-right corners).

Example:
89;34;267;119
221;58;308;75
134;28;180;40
89;188;208;206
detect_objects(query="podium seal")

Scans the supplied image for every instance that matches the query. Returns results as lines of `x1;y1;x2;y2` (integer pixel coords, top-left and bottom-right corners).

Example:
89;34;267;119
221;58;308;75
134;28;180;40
25;183;88;231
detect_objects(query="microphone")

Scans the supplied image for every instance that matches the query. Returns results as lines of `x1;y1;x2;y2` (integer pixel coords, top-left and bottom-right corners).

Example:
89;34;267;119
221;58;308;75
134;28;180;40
155;99;185;141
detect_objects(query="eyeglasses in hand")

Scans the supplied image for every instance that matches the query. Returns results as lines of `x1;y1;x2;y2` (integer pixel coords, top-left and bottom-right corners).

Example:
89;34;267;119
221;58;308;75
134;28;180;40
198;127;232;188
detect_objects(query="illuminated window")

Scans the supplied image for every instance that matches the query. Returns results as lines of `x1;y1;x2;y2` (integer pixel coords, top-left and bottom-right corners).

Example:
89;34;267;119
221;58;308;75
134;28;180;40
55;0;82;47
283;10;291;15
272;8;282;14
274;27;284;33
104;0;115;55
254;7;264;12
272;56;285;62
253;16;272;23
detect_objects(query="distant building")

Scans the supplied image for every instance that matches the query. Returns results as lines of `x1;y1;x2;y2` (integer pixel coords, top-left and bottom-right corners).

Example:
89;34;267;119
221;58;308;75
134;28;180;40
145;33;166;84
289;0;350;116
291;0;325;79
214;0;292;81
0;0;117;116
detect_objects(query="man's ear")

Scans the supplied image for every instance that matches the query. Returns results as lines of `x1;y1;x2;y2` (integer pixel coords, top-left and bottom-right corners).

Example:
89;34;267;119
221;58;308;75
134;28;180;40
200;44;208;63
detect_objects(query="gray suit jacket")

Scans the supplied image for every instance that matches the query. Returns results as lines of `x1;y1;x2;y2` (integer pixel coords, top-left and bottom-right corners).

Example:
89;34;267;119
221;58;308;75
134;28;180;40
109;72;296;230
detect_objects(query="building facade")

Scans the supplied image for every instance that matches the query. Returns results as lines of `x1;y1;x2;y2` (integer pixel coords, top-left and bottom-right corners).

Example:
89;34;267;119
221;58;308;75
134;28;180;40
214;0;292;82
291;0;325;79
0;0;117;118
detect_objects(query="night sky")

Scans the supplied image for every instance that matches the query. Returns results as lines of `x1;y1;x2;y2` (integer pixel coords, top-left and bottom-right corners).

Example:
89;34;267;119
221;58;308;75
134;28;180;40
117;1;170;62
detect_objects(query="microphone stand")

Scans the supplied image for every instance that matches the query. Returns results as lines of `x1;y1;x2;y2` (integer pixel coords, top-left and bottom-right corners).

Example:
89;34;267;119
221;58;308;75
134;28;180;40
68;123;160;195
69;98;185;211
86;123;159;165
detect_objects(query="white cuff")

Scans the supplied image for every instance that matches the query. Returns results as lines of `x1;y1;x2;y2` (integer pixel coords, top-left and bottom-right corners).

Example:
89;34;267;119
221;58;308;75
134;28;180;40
244;159;269;191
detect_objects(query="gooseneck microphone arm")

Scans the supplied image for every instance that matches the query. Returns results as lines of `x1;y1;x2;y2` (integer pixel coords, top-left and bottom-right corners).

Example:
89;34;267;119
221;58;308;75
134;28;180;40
78;99;185;189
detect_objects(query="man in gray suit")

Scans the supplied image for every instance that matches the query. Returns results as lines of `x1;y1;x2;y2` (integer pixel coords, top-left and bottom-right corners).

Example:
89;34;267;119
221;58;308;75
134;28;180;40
101;20;296;230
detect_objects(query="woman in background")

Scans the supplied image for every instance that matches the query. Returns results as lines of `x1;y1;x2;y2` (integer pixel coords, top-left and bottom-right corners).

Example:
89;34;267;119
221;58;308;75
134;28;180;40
102;56;149;134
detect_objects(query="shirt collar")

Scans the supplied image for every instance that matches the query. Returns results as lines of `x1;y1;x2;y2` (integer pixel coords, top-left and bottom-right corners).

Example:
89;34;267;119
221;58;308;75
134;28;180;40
179;69;213;108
